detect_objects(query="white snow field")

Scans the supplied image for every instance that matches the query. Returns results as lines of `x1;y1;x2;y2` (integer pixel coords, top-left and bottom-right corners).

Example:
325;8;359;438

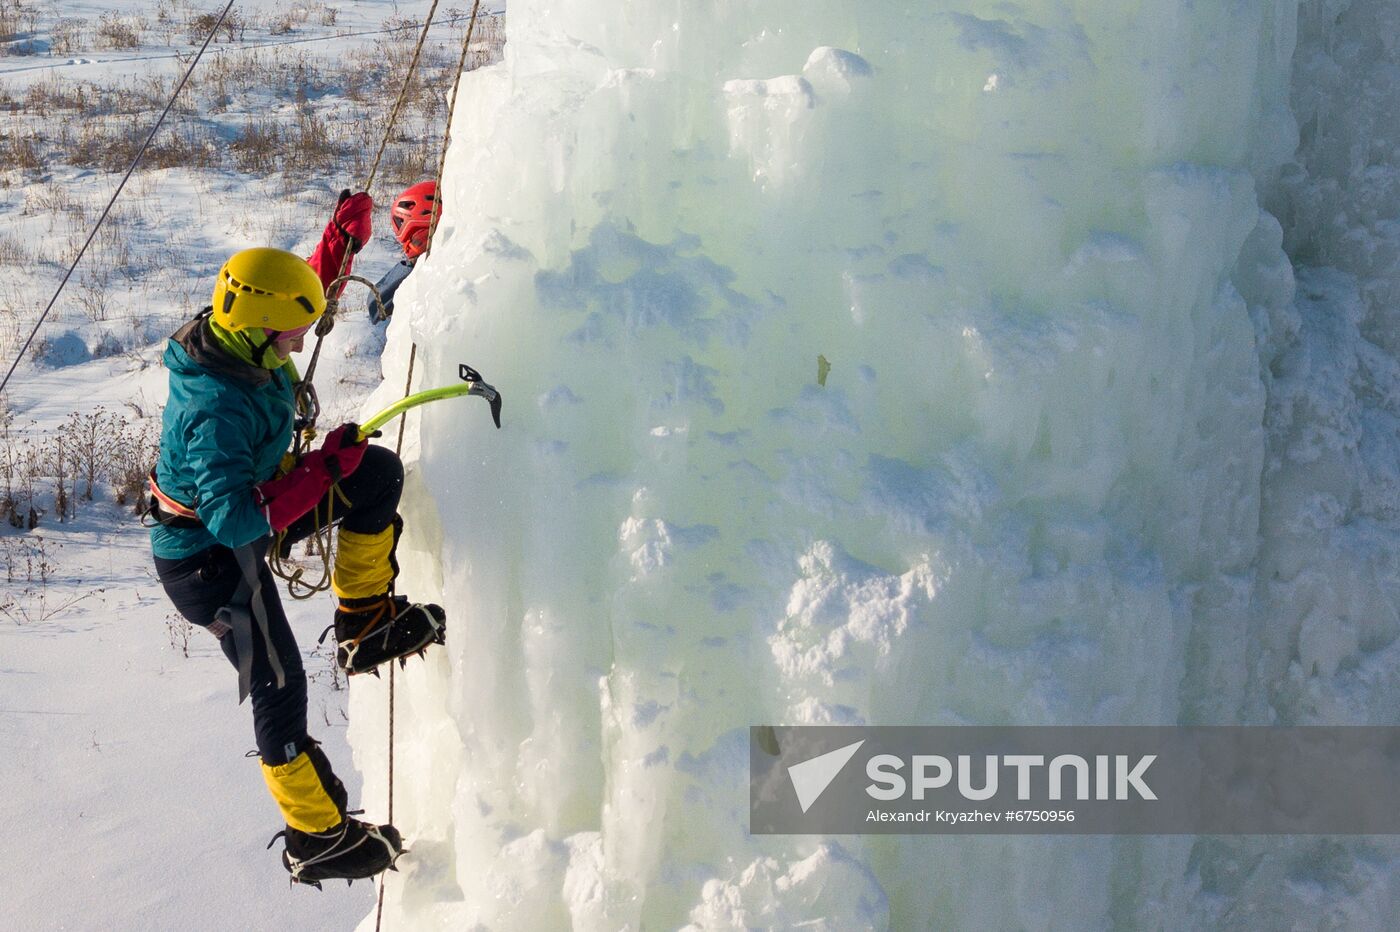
357;0;1400;929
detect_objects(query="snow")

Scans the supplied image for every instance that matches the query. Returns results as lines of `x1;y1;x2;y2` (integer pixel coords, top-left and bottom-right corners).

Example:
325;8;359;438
0;503;375;929
2;0;1399;929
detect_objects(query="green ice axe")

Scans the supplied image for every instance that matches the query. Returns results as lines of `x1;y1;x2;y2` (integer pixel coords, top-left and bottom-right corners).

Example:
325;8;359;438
357;364;503;441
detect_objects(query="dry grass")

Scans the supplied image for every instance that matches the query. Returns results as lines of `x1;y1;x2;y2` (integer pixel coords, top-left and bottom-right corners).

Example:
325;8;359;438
144;125;219;170
186;9;245;44
3;125;42;172
0;6;509;186
230;119;281;173
24;75;92;112
68;119;144;173
188;47;332;109
94;12;144;50
0;232;27;265
152;0;246;44
25;181;75;213
462;13;505;70
0;0;39;50
0;2;511;324
266;8;307;37
287;108;335;173
0;409;160;528
51;17;86;55
23;74;171;117
75;267;110;322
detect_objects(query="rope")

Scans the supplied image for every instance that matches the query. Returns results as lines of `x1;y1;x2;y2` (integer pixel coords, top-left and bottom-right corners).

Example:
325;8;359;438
425;0;484;254
375;343;416;932
281;0;448;606
0;0;236;400
268;482;351;599
295;0;444;452
278;0;443;599
367;0;447;193
267;275;384;598
375;4;481;925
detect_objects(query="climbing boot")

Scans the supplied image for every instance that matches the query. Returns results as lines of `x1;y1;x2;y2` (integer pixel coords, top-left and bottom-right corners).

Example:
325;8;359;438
332;594;446;675
262;739;403;888
274;818;404;889
330;517;445;674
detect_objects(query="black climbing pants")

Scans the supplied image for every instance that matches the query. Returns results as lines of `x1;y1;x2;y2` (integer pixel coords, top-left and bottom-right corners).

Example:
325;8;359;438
153;445;404;764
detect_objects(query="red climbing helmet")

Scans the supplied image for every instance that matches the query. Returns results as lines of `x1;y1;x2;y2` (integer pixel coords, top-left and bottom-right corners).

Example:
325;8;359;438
390;180;438;259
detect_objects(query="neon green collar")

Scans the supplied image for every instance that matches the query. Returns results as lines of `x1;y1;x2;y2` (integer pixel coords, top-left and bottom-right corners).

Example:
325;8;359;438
208;319;301;381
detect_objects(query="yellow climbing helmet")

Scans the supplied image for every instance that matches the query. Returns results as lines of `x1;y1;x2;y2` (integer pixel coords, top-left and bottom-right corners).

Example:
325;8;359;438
211;247;326;333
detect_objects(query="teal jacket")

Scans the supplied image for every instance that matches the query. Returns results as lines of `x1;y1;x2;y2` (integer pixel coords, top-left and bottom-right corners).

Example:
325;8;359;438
150;313;296;559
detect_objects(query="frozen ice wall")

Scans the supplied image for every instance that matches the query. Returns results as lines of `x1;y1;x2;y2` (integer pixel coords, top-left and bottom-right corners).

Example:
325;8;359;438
1257;0;1400;725
1181;1;1400;926
347;1;1399;928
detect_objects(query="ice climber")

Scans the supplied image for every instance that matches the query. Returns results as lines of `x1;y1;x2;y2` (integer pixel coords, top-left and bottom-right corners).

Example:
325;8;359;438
368;179;438;323
146;192;446;887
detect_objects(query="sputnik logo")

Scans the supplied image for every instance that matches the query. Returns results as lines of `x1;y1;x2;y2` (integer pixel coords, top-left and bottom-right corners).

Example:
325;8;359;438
787;740;865;813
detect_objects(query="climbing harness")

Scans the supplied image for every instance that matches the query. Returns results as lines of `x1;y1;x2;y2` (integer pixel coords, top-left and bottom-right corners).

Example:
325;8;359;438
145;469;201;528
145;473;287;701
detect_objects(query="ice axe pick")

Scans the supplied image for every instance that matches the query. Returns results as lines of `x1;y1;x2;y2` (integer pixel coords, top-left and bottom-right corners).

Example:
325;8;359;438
357;363;503;441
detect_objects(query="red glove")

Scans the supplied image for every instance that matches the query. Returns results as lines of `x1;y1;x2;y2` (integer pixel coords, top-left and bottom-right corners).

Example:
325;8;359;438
333;190;373;248
307;190;373;297
253;424;370;532
320;422;370;477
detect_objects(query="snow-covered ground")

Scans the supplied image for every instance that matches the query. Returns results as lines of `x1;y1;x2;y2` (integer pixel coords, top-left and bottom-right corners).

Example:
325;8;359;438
1;1;498;928
0;495;377;930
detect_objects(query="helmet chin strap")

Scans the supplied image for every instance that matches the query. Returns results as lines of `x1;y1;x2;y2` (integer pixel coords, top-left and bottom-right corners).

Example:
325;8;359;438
248;329;279;369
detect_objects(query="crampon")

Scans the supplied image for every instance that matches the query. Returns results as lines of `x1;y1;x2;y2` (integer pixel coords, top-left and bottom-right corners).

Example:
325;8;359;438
324;595;446;676
269;818;405;890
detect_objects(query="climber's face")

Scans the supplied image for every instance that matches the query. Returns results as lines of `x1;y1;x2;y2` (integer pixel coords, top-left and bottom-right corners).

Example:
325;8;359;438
272;333;305;358
269;322;312;359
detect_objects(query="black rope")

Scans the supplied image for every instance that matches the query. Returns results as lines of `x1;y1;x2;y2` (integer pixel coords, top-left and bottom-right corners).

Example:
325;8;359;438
0;0;237;400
